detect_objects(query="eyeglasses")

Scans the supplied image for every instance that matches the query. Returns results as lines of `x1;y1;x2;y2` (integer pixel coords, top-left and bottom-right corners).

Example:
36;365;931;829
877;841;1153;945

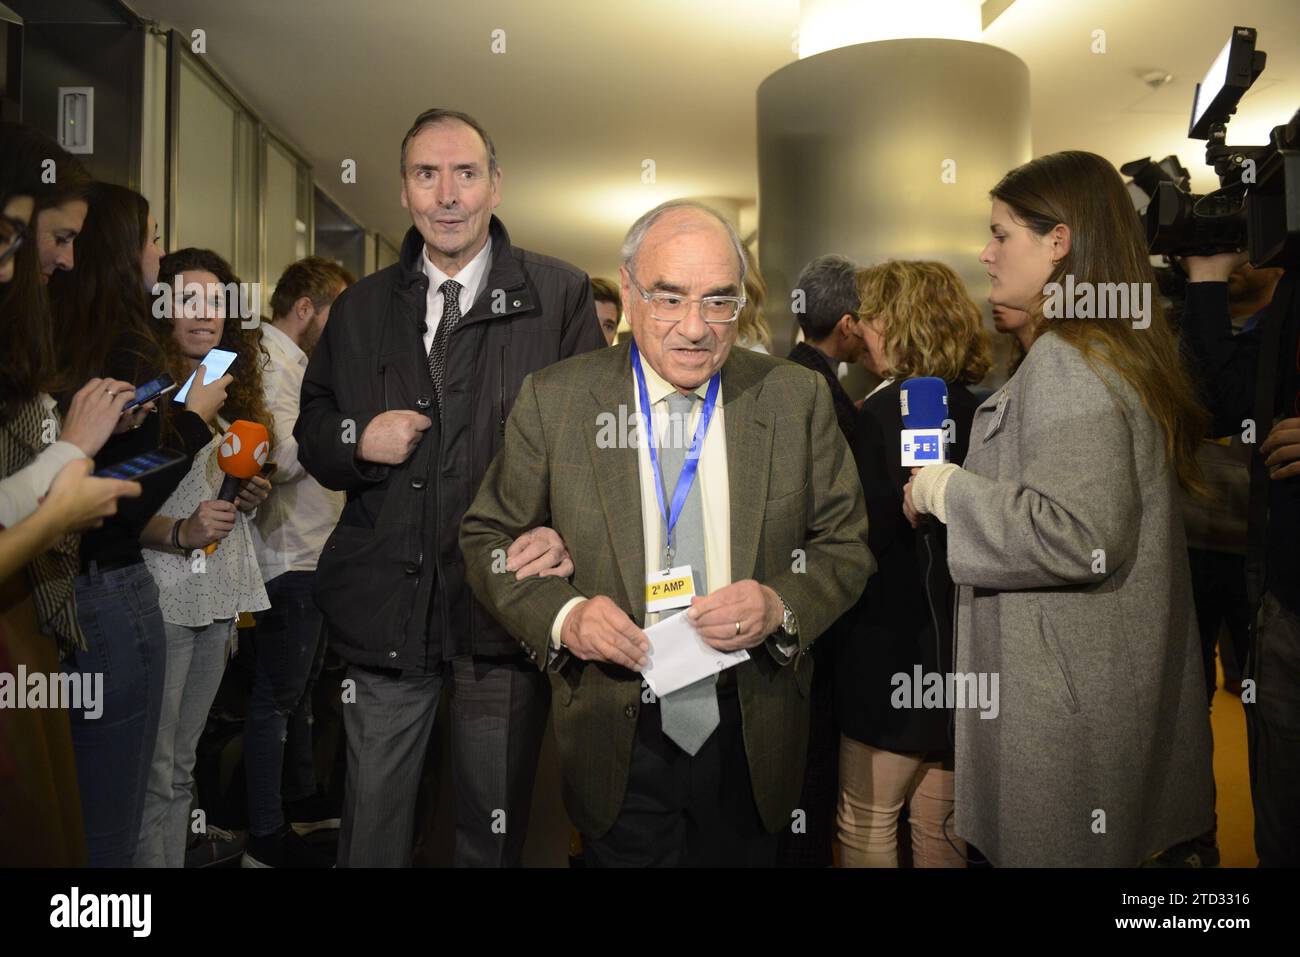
0;215;29;267
628;273;746;325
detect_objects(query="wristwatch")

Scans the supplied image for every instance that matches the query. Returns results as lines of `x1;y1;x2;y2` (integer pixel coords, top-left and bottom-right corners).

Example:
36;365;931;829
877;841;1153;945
777;594;798;639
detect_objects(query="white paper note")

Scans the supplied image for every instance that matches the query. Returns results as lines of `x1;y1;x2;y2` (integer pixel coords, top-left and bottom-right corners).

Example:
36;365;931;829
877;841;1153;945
641;610;749;697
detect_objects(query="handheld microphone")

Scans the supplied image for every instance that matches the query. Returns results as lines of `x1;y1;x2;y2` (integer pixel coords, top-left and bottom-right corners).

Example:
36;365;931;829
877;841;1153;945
205;420;270;554
900;377;949;467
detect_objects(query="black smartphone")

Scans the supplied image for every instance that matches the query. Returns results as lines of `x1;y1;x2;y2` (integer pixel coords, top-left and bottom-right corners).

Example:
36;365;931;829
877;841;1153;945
123;374;177;412
94;448;187;481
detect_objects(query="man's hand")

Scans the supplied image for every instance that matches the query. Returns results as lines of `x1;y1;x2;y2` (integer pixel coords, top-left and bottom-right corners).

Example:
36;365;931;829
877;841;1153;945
1181;251;1250;283
357;410;432;465
235;474;272;512
1261;417;1300;481
902;466;921;528
687;579;782;652
560;596;649;670
506;526;573;580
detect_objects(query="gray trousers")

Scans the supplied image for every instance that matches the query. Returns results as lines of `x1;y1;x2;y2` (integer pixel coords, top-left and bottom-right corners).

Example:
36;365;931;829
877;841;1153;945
337;656;550;867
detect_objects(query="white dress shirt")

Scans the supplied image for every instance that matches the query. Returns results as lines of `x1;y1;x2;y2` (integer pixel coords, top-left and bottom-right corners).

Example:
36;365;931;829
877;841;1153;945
419;237;493;354
251;322;345;581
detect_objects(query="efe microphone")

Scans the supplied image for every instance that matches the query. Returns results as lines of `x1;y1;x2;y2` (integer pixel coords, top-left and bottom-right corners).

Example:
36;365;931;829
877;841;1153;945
900;377;949;467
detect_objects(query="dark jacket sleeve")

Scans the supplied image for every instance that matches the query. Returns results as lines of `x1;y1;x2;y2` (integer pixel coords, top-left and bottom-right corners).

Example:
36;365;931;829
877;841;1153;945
559;272;604;359
1181;281;1257;437
293;292;389;492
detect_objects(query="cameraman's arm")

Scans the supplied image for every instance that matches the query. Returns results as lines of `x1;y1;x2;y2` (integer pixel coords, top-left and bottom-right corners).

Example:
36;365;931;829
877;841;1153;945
1181;254;1259;438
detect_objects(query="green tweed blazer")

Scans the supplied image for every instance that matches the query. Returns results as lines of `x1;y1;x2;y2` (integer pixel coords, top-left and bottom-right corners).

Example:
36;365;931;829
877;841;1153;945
460;340;873;837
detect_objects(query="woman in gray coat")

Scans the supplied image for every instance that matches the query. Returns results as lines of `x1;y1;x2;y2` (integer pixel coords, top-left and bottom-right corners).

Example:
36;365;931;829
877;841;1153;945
904;151;1216;867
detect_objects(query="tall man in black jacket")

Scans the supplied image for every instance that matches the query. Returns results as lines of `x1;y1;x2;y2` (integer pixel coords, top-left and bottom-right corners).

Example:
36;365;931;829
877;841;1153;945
295;109;603;866
1181;251;1300;867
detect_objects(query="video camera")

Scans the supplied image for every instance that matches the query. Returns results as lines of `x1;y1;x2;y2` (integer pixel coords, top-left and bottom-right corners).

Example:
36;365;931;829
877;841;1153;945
1124;26;1300;267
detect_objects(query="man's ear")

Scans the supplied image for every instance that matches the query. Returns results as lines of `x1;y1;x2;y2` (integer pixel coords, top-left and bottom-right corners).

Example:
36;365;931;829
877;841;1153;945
295;295;315;325
490;167;503;211
619;265;633;319
837;313;859;338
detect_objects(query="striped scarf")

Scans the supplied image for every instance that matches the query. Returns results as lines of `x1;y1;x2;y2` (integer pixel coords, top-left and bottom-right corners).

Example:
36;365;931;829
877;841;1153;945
0;396;85;659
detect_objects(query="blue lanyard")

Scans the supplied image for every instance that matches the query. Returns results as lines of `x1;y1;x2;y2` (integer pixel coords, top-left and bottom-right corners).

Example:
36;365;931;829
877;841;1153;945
630;342;720;570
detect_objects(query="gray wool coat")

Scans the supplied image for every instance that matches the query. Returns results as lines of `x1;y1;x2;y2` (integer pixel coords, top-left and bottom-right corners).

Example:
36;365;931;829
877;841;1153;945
942;332;1215;867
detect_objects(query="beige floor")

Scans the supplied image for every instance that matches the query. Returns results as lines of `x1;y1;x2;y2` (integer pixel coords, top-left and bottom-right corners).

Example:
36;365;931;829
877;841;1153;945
1210;677;1257;867
418;668;1260;867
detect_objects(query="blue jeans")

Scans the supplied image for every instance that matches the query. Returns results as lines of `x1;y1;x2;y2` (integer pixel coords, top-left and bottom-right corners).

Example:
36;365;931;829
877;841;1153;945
136;619;233;868
244;571;326;837
63;561;167;867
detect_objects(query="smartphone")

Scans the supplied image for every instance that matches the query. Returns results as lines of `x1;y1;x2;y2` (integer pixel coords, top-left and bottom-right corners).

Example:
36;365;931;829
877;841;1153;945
173;348;237;404
123;373;176;412
94;448;187;481
259;461;278;478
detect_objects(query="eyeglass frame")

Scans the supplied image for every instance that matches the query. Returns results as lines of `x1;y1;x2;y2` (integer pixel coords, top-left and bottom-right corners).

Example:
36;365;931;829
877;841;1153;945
0;215;30;267
626;271;747;325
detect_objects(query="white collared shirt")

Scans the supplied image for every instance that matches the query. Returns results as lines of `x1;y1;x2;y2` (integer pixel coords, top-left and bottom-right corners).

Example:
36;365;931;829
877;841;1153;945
419;236;493;354
251;322;345;581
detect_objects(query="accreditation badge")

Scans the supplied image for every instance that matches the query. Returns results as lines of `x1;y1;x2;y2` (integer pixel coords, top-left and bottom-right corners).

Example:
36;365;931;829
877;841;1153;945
645;565;696;613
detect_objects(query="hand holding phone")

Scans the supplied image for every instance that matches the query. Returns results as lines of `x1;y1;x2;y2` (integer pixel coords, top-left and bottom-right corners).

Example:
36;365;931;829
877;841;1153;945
61;377;139;457
174;349;237;404
181;364;234;424
46;458;142;534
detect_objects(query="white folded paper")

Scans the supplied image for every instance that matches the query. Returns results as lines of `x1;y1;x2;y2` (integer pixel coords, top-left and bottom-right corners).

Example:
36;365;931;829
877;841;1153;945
641;610;749;697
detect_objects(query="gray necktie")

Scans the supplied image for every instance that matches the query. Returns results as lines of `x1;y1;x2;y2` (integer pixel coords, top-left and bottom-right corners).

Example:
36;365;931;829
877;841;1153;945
656;391;720;756
426;278;462;411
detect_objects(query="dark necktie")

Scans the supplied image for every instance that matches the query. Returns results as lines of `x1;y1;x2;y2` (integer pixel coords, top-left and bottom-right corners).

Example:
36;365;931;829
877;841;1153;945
426;278;463;410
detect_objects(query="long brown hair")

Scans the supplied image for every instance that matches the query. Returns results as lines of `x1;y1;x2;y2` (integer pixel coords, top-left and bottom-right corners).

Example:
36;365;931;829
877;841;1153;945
738;244;773;351
156;248;273;452
0;123;82;410
991;151;1208;494
48;182;168;397
856;259;992;385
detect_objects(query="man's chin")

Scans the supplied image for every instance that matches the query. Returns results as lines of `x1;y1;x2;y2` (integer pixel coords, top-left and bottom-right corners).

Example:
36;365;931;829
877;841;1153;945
666;352;723;388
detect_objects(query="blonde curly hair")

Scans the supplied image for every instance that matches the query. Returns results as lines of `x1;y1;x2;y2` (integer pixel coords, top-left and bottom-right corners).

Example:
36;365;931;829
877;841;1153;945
856;260;991;385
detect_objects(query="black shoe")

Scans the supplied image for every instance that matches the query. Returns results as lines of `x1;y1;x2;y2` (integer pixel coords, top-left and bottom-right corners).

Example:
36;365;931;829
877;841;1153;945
285;791;341;836
242;826;333;868
186;826;246;868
